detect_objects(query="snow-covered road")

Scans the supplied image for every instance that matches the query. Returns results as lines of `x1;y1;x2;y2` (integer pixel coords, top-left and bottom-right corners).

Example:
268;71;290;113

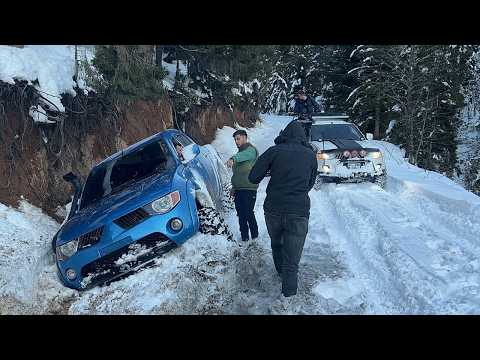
2;114;480;314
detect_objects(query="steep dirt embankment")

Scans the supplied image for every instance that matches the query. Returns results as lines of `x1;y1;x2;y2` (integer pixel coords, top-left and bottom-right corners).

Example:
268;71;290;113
185;105;258;145
0;95;173;220
0;91;259;220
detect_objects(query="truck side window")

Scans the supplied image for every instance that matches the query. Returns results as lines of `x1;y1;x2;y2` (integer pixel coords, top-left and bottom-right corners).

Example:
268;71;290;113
175;134;193;147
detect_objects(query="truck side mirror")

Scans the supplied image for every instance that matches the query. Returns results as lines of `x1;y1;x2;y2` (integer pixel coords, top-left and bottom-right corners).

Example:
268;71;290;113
62;172;83;220
366;133;374;140
192;144;200;155
182;143;201;163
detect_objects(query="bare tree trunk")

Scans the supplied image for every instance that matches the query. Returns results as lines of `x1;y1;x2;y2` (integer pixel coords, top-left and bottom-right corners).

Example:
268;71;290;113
374;93;381;139
115;46;129;65
136;45;154;65
176;59;180;81
414;91;431;164
155;45;163;67
74;45;79;82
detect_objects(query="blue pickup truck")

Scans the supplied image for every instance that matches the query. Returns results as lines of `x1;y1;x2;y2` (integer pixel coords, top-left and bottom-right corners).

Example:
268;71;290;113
52;129;230;290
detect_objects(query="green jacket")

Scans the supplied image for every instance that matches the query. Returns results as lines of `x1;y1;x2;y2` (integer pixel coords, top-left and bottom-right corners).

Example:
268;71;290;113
231;143;259;191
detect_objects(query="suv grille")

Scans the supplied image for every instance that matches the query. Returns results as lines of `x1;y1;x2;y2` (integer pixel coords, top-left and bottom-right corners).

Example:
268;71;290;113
114;208;150;229
80;233;176;287
78;227;104;250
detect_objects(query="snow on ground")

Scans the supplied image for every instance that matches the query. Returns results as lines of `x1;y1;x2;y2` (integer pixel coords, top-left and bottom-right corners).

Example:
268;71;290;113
0;45;92;113
1;114;480;314
162;59;187;90
0;201;76;314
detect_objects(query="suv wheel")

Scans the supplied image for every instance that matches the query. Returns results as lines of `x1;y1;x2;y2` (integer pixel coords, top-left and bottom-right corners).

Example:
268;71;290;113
197;207;234;241
373;173;387;189
313;175;324;190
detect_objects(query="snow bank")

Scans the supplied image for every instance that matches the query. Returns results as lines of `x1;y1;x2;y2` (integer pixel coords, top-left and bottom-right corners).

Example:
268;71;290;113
0;45;94;114
0;201;68;314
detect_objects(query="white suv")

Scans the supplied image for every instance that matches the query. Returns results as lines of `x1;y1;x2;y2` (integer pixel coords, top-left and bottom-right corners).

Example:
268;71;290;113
308;114;387;189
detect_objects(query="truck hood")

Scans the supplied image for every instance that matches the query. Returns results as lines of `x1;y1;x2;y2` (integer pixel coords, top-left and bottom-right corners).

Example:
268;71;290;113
57;168;176;245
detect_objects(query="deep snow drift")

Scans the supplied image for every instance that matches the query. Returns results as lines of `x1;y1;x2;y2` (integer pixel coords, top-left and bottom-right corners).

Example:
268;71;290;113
1;114;480;314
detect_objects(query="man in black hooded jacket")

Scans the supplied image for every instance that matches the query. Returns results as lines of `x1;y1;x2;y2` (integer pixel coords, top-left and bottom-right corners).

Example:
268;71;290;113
248;120;318;297
293;90;321;139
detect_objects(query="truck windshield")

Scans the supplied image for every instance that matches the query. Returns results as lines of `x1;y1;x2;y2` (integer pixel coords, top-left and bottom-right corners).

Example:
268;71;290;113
311;124;363;141
80;140;174;209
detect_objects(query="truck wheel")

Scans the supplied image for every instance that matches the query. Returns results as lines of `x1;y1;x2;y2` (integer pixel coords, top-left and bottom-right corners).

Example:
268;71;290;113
373;173;387;189
314;175;324;191
197;206;234;241
221;184;235;211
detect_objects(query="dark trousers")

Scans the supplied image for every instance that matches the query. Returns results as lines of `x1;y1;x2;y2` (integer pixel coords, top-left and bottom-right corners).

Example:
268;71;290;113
265;211;309;297
234;190;259;241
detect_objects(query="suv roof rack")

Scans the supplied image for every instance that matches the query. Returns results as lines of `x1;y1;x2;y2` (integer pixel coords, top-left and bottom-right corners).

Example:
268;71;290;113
311;112;349;118
311;112;350;122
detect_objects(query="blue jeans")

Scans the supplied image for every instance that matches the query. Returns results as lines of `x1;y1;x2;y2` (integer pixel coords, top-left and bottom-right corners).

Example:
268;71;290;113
234;190;259;241
264;211;309;297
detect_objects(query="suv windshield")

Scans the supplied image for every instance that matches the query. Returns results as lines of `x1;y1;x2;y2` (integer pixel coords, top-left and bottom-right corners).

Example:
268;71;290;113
311;124;364;141
80;140;174;209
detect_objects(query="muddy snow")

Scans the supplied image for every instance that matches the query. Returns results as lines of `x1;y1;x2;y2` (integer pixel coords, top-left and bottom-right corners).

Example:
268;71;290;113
1;114;480;314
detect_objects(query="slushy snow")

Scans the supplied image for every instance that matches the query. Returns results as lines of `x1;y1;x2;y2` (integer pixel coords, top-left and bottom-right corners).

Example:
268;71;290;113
1;114;480;314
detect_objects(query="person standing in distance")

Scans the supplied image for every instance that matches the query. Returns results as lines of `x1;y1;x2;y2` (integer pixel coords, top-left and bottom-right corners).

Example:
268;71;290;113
293;89;322;139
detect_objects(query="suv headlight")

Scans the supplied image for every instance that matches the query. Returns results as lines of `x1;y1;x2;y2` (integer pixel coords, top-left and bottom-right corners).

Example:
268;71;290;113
149;191;181;214
56;239;79;261
371;151;383;159
317;152;330;160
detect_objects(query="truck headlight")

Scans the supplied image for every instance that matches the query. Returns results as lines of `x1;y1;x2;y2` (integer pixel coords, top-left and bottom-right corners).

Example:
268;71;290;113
150;191;181;214
371;151;383;159
56;239;79;261
317;152;330;160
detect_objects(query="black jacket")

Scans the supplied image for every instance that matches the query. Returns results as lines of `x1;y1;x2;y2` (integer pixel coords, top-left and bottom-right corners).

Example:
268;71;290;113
248;120;318;217
293;96;321;116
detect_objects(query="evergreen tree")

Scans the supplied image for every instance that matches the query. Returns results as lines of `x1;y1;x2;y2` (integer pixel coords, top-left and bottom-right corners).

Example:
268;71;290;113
321;45;359;113
86;45;167;101
348;44;478;175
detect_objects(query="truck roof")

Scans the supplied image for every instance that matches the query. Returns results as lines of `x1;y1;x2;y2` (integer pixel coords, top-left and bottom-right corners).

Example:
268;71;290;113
310;112;350;124
312;119;350;125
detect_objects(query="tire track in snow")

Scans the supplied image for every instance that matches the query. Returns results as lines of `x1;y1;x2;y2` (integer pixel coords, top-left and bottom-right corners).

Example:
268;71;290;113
221;182;351;315
387;176;480;253
311;185;415;313
333;185;449;312
319;180;480;314
383;177;480;312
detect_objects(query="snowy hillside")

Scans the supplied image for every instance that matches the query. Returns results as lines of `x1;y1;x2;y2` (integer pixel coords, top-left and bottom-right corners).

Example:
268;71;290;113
0;45;93;122
1;115;480;314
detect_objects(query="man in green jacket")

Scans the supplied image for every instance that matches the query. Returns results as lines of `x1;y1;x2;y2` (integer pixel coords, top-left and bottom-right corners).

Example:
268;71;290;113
227;130;259;242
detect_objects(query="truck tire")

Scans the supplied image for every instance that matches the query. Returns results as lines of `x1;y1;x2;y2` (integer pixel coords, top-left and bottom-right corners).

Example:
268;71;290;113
197;206;234;241
373;173;387;189
313;175;324;191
